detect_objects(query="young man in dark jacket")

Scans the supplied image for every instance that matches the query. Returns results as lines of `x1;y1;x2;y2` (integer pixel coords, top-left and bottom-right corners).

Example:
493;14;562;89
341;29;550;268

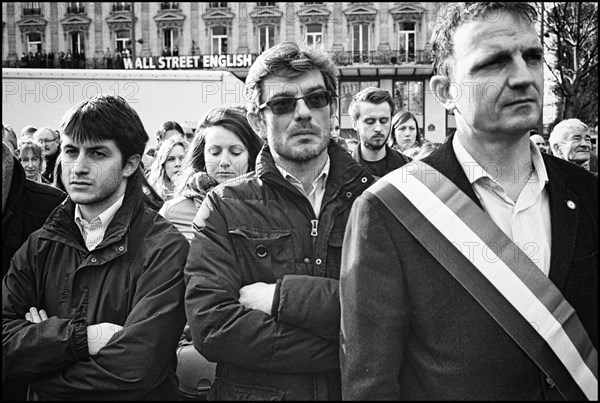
349;87;410;179
184;41;375;400
2;95;189;400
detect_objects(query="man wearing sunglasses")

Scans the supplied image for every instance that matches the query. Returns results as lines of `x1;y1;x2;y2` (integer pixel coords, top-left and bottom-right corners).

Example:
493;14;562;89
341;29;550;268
184;41;375;400
349;87;411;179
33;127;60;183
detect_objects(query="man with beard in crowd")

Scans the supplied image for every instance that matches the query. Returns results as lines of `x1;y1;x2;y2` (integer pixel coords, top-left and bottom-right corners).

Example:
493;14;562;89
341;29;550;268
184;41;374;400
349;87;410;179
33;127;60;183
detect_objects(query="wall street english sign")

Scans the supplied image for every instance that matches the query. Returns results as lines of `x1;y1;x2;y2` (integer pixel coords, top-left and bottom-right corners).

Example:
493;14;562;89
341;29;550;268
123;54;254;70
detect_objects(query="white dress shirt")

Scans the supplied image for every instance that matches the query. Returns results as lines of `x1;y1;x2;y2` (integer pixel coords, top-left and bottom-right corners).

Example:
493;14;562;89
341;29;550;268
276;156;330;217
453;136;552;276
75;194;124;251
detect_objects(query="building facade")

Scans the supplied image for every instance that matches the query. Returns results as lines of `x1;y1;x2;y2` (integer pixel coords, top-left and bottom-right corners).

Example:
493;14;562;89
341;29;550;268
2;2;453;140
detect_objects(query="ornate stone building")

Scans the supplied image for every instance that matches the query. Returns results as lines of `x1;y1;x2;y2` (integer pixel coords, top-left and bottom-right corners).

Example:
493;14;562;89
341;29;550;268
2;2;454;139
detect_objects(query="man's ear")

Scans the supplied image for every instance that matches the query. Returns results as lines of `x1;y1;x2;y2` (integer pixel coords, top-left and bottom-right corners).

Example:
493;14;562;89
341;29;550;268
430;75;456;111
551;143;562;157
329;100;338;118
123;154;141;178
247;111;267;140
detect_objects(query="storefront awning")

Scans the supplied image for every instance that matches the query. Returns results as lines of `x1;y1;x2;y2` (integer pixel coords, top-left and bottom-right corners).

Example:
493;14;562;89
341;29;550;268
338;65;433;78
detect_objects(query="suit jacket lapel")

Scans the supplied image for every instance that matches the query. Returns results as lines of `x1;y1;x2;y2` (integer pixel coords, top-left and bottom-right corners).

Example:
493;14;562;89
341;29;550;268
543;155;580;290
423;136;483;209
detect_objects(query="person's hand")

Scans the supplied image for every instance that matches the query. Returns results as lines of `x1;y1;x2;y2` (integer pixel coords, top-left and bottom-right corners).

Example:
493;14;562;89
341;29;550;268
87;322;123;356
25;307;48;323
239;282;276;316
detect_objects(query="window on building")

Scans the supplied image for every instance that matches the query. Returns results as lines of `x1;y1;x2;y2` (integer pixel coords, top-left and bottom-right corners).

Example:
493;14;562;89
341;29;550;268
398;22;415;63
27;32;42;53
160;2;179;10
112;2;131;12
257;2;276;6
306;24;323;46
71;32;85;53
340;80;379;116
393;80;424;119
211;26;228;54
352;24;369;62
208;2;227;8
258;25;275;53
67;2;84;14
115;30;130;52
22;2;42;16
163;29;178;53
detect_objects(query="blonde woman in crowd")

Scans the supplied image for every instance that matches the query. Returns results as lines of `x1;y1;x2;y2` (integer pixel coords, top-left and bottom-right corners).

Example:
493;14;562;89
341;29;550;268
159;107;263;241
146;135;188;201
18;141;47;183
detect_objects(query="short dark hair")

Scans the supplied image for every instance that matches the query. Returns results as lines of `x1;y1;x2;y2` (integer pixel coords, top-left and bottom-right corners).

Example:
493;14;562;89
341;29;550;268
245;41;338;114
58;95;149;166
430;2;538;76
348;87;394;121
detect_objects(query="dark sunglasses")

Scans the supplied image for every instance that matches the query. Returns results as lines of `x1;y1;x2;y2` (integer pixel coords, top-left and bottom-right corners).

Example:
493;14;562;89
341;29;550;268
259;90;332;115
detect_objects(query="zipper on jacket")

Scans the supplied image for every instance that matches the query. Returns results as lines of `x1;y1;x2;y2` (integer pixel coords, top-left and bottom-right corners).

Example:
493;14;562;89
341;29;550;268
311;219;318;237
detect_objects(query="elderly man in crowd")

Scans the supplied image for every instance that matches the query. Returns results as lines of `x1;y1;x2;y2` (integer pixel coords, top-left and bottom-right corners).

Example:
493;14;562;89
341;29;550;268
549;118;592;170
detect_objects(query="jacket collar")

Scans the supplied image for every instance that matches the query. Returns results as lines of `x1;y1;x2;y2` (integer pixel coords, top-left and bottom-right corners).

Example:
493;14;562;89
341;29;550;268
352;144;410;174
255;140;373;197
423;136;580;289
43;171;145;249
542;154;580;289
422;135;482;208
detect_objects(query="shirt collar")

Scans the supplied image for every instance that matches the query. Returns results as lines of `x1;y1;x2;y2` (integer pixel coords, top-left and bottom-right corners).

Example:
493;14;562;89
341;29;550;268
276;155;330;190
75;194;125;227
452;134;549;186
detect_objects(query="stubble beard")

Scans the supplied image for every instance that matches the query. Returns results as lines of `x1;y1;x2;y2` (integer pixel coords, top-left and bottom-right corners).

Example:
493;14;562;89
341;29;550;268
362;136;386;151
270;135;330;163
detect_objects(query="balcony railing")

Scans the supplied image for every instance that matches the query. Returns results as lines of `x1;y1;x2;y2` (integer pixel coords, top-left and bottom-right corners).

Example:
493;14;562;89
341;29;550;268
331;49;433;66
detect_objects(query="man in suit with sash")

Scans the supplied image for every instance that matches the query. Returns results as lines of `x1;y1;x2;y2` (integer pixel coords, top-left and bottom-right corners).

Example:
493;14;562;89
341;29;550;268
340;3;597;400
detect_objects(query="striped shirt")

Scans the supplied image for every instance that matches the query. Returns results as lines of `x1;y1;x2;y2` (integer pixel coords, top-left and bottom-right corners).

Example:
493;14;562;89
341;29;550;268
75;195;124;251
276;155;330;217
453;136;551;276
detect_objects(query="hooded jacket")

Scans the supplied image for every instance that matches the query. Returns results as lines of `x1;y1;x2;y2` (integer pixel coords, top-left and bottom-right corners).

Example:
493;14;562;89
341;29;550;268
159;172;219;242
185;140;375;400
2;171;189;400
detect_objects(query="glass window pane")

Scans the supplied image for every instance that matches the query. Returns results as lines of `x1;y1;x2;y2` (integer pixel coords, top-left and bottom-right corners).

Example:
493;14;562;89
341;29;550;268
362;24;368;51
393;80;424;118
353;25;360;52
340;81;379;116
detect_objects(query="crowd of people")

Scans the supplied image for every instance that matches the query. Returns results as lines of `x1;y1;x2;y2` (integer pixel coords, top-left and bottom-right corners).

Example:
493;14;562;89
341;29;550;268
15;47;134;70
2;3;598;401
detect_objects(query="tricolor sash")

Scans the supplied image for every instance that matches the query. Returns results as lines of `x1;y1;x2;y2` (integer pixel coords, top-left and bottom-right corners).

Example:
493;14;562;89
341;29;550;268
368;160;598;401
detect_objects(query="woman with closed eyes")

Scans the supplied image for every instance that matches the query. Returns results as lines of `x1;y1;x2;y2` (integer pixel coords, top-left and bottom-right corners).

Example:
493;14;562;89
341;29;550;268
159;107;263;241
